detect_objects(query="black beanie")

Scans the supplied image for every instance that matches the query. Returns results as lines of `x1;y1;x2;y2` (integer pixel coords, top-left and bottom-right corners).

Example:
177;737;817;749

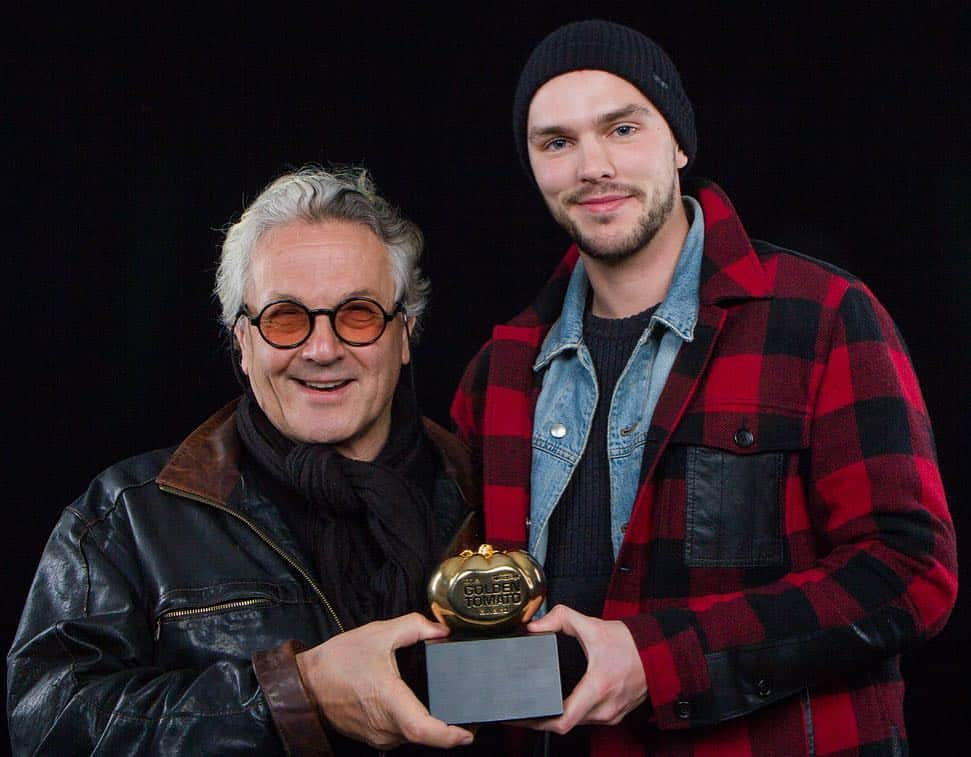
513;19;697;180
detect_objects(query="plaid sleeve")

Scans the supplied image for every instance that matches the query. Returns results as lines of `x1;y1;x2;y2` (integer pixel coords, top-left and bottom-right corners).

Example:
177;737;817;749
450;339;493;462
624;280;958;730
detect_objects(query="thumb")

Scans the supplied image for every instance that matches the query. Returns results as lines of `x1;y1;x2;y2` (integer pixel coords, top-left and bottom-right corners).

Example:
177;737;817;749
389;612;450;649
527;604;577;634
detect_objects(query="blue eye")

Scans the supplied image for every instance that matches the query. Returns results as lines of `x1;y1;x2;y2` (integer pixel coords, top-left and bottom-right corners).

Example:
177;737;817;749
545;137;569;151
614;124;637;136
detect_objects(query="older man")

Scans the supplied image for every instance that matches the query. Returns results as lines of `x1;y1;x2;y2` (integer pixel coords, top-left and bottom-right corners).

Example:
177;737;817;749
451;19;958;757
8;167;480;754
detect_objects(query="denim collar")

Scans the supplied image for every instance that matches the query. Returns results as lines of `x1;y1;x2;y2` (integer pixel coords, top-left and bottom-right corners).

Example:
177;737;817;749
534;195;704;372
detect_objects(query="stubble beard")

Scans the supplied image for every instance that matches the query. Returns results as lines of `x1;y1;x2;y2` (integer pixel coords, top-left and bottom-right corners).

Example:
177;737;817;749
553;172;679;263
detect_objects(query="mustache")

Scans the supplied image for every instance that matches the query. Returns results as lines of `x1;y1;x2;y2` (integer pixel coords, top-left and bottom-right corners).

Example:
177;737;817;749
566;183;645;205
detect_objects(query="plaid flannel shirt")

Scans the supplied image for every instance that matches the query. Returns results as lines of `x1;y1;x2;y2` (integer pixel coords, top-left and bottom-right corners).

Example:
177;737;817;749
450;179;957;756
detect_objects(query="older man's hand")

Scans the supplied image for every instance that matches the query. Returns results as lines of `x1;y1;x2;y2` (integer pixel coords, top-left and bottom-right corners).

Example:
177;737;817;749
296;613;474;750
524;604;647;734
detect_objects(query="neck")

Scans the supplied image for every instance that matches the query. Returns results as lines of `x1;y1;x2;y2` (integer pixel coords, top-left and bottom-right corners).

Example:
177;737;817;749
584;199;690;318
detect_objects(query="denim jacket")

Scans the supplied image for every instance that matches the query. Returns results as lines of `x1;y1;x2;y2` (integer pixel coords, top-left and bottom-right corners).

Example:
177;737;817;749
529;196;704;563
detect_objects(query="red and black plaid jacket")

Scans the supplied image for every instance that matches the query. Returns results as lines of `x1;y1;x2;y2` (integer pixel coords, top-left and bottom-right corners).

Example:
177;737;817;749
450;179;957;756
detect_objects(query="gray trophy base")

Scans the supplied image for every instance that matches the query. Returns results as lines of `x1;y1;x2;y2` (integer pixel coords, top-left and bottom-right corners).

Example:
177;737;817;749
425;631;563;725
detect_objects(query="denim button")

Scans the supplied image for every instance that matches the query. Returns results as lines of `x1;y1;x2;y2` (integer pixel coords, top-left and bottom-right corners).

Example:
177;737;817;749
676;701;691;719
550;423;567;438
620;423;638;436
733;428;754;448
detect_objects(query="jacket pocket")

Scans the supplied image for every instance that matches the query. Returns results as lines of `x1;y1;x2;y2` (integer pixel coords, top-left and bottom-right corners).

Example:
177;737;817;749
684;445;786;568
155;597;277;640
154;581;283;642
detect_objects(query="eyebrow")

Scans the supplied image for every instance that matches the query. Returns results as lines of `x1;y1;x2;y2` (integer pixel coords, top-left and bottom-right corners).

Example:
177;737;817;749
261;288;382;304
528;104;653;142
595;104;653;126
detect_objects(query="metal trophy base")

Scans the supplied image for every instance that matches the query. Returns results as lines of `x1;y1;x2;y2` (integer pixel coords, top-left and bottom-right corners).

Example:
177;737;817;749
424;631;563;725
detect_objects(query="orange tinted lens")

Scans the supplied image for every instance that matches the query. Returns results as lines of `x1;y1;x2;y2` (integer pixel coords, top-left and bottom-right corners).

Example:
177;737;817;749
261;302;310;345
335;300;385;342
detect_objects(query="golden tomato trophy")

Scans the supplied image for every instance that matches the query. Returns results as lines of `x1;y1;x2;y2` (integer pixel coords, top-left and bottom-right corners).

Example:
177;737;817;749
424;544;563;725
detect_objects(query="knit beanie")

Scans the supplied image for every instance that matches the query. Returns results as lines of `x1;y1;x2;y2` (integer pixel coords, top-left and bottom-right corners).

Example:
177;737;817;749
513;19;697;179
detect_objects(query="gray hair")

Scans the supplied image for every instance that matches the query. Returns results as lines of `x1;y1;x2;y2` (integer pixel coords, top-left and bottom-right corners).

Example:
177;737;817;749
216;165;430;336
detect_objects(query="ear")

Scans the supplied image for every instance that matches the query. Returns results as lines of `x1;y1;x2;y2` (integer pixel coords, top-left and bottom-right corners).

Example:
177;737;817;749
400;315;415;366
675;146;688;169
234;319;251;376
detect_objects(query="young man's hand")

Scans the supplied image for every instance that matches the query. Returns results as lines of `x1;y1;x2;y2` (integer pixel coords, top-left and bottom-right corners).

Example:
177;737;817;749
524;604;647;733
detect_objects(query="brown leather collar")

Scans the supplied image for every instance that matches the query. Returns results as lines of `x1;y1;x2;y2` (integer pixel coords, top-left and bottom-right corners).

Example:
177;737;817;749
156;398;481;513
156;398;242;506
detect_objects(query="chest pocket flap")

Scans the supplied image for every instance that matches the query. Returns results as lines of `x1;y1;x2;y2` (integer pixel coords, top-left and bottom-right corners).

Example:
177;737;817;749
670;407;806;568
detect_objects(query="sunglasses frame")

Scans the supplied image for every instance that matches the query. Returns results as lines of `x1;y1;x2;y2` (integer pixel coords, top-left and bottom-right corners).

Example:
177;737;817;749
237;296;404;349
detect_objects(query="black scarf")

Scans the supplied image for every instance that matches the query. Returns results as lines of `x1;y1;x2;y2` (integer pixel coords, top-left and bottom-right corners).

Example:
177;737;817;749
235;387;437;628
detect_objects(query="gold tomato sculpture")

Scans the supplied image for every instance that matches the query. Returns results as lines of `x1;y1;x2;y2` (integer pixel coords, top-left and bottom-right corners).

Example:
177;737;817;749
428;544;547;633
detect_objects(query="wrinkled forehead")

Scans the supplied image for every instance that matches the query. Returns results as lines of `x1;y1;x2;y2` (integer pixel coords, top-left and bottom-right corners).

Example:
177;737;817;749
247;219;395;302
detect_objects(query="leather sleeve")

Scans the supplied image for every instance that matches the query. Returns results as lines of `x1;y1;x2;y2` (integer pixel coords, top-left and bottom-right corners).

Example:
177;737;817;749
252;640;333;756
7;494;283;755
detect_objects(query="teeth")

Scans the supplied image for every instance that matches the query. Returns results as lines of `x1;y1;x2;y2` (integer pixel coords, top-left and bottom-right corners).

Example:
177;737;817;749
304;380;346;390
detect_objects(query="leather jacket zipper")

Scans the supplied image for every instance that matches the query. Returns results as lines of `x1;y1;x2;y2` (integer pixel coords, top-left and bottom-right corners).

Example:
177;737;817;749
157;483;345;634
155;598;273;641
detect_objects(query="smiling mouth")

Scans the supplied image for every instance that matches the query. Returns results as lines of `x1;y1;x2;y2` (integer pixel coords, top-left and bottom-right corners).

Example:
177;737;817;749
576;195;631;213
298;379;351;392
568;184;641;207
580;194;627;203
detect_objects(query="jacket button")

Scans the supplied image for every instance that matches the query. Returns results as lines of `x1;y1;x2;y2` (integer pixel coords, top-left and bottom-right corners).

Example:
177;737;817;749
757;678;773;697
733;428;754;448
550;423;567;438
618;565;633;574
676;701;691;719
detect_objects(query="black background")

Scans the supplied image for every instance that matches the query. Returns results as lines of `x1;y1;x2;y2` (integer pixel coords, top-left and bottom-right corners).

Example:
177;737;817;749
5;2;969;750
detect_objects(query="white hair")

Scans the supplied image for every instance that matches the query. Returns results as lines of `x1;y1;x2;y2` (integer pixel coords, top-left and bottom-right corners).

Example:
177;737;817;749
215;165;429;335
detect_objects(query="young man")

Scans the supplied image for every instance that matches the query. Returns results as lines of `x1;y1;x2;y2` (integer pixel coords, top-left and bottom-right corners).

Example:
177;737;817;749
451;20;957;756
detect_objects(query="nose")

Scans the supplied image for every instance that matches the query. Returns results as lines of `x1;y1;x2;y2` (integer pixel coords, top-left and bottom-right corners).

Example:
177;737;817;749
299;315;345;364
577;137;615;182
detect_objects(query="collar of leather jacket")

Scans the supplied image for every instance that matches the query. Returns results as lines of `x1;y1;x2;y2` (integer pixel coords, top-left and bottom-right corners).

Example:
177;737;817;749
156;397;481;516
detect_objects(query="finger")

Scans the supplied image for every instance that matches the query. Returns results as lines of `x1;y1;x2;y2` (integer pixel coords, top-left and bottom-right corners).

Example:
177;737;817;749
503;717;539;728
386;678;474;748
525;673;602;734
509;715;566;733
386;612;450;649
526;604;579;635
559;673;604;726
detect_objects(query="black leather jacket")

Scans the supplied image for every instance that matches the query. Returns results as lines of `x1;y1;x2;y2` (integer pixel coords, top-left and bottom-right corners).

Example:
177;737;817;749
6;400;479;755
